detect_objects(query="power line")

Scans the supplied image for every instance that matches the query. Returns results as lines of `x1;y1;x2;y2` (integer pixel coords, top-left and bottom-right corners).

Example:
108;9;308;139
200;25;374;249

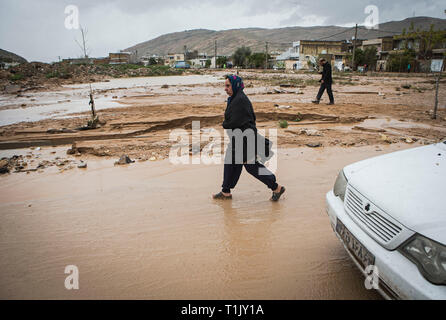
317;26;357;40
356;25;401;34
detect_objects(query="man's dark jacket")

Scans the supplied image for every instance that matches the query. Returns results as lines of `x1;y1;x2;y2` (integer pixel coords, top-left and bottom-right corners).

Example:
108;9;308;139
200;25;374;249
320;62;333;84
222;91;272;163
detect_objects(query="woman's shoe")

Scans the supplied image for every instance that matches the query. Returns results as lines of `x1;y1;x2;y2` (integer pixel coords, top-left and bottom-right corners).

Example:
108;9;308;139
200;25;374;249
213;192;232;200
270;186;285;201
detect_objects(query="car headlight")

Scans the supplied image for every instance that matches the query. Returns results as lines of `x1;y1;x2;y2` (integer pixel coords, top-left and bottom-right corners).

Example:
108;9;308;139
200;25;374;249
333;169;348;201
399;234;446;285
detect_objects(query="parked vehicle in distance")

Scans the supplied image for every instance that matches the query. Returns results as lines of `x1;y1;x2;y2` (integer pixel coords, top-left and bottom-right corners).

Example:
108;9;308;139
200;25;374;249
326;142;446;299
174;61;190;69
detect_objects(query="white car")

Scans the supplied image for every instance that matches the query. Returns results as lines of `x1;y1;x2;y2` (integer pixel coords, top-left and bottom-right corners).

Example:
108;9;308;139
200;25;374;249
326;142;446;299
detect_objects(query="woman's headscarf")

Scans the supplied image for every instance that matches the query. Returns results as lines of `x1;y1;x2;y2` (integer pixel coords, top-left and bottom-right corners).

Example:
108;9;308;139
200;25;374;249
226;75;245;104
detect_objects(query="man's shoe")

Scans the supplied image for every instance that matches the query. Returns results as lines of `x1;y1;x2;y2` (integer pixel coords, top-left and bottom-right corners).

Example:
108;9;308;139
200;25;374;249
327;102;335;105
311;100;320;104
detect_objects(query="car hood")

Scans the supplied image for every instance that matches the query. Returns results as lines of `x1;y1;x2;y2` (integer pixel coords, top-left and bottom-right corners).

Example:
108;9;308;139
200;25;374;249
344;143;446;244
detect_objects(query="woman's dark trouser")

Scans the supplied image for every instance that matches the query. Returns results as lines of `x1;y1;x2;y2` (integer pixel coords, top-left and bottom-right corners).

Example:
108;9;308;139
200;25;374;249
222;162;278;193
316;82;334;103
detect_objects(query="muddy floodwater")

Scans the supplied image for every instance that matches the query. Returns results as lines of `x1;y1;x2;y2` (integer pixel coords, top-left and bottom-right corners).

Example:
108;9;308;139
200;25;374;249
0;75;223;126
0;144;415;299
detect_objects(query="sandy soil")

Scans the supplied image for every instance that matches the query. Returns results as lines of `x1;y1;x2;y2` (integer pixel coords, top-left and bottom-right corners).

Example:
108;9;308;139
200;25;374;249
0;70;445;299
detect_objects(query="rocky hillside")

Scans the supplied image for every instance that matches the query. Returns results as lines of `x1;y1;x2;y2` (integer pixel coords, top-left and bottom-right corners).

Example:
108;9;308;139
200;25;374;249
0;48;27;63
125;16;446;57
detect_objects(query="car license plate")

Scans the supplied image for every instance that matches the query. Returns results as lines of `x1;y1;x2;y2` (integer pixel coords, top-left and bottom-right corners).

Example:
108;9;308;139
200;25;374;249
336;219;375;268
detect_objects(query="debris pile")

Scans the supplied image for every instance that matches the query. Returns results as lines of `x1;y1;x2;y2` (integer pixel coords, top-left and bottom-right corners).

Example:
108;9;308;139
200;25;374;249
1;62;184;92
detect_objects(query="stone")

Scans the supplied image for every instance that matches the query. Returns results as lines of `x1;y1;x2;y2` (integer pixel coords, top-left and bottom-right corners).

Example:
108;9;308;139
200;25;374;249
115;155;135;165
66;142;77;155
77;161;87;168
380;134;392;143
0;159;9;174
274;104;292;109
306;142;322;148
4;85;21;94
300;129;323;136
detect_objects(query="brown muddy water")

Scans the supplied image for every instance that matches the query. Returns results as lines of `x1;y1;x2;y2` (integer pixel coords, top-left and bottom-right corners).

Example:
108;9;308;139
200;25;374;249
0;144;413;299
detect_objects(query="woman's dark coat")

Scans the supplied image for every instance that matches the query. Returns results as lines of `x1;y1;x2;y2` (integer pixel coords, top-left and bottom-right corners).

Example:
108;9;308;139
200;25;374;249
223;90;272;164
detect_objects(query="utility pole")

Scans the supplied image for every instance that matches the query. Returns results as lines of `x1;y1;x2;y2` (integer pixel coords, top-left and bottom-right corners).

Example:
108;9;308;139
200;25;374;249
352;24;358;71
265;42;268;70
214;39;217;69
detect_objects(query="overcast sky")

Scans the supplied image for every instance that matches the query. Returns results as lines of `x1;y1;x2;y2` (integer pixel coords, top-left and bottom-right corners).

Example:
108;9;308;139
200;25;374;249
0;0;444;62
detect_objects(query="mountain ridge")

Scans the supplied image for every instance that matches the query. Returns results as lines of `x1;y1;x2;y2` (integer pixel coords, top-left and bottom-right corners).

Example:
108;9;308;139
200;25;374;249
125;16;446;58
0;48;28;64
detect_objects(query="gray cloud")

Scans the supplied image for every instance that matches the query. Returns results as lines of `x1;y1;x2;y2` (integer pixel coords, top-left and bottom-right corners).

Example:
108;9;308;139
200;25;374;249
0;0;444;62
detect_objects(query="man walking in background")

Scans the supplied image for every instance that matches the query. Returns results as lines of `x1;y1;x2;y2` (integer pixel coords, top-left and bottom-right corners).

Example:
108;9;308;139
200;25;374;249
312;58;334;105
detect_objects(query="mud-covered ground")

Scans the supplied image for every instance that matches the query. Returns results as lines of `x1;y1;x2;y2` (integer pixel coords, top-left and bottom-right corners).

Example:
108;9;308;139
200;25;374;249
0;70;445;299
0;70;445;173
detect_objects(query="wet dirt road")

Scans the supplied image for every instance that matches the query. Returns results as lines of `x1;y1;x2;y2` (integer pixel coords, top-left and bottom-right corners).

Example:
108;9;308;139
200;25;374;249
0;144;413;299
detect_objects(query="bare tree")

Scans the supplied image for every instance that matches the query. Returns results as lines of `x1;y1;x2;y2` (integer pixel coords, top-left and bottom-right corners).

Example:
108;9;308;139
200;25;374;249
75;26;91;60
74;26;99;128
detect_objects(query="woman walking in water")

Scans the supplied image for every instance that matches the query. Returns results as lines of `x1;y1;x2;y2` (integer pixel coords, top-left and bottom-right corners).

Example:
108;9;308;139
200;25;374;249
213;75;285;201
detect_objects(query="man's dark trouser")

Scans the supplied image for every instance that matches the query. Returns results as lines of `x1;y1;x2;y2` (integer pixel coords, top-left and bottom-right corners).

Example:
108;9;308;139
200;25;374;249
222;163;278;193
316;82;334;103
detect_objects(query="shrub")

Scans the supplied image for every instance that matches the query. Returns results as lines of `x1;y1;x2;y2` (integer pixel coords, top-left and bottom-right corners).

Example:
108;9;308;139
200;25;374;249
278;120;289;128
9;73;24;81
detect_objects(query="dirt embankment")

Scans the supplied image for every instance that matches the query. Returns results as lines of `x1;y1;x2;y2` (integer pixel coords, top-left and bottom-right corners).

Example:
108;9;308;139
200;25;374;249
0;62;190;93
0;70;445;175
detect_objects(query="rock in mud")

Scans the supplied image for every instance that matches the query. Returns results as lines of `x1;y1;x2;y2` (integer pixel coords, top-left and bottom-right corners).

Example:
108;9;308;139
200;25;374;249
0;159;10;174
77;161;87;168
306;142;322;148
274;104;292;110
4;85;21;94
115;155;135;165
380;134;392;143
67;142;77;155
300;129;323;136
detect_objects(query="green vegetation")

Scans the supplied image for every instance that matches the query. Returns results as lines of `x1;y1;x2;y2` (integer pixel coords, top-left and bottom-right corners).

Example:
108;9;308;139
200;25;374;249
278;120;289;128
216;56;228;68
399;23;445;60
349;46;378;70
247;52;270;69
232;47;271;69
292;113;303;122
232;46;252;68
9;73;24;81
387;49;416;73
